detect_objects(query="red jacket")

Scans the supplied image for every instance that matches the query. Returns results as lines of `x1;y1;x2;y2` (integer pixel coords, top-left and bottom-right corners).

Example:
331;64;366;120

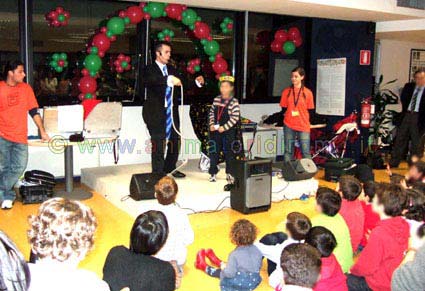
314;254;347;291
360;201;380;247
339;199;365;252
350;216;409;291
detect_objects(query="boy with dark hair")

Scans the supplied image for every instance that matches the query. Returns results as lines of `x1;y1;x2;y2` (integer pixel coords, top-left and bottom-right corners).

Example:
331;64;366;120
256;212;312;288
275;243;322;291
312;187;353;273
359;181;380;248
305;226;348;291
348;183;410;291
337;175;365;252
406;161;425;184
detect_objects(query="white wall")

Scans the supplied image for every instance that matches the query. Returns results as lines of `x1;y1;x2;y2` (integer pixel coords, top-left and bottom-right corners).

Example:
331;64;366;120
26;103;280;177
378;39;425;93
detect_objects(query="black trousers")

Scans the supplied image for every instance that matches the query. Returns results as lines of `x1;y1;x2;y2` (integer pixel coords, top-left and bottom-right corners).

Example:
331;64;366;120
391;112;424;167
208;129;237;176
346;274;372;291
259;232;288;276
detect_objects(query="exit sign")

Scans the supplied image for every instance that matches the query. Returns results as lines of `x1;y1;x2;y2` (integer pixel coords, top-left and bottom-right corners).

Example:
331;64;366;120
360;50;371;66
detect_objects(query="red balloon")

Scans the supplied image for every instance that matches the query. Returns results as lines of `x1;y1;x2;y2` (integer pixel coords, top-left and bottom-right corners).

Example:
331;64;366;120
144;14;151;20
288;27;301;41
78;93;85;101
58;60;65;67
164;36;171;42
118;10;127;18
193;22;211;39
212;58;228;74
116;66;124;73
126;6;144;24
227;23;233;30
55;6;64;14
47;11;58;20
165;4;185;20
51;20;60;27
81;68;89;76
117;54;125;61
194;58;201;65
207;35;212;41
63;11;70;18
109;35;117;42
124;56;131;63
100;27;107;33
274;30;288;43
293;37;303;48
92;33;111;52
114;60;121;66
98;51;105;58
78;76;97;94
187;66;195;74
270;40;282;53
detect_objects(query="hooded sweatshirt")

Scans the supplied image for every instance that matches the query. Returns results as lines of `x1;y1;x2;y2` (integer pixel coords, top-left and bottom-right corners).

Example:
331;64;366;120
314;254;348;291
350;216;409;291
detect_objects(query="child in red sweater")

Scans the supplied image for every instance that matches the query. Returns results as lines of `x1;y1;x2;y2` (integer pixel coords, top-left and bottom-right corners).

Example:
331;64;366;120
305;226;348;291
337;176;365;252
359;181;381;249
347;183;410;291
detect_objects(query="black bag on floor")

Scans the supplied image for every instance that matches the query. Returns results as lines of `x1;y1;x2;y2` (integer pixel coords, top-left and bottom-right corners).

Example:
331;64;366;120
324;158;357;182
19;185;54;204
24;170;56;189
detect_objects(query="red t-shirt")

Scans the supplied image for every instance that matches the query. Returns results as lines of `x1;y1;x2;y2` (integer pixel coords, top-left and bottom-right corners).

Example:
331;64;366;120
314;254;348;291
280;86;314;133
339;199;365;252
0;81;38;144
360;201;381;247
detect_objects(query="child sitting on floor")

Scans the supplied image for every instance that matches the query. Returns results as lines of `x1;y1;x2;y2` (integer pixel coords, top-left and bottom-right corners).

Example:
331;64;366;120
404;189;425;249
256;212;312;289
195;219;262;291
305;226;348;291
337;175;365;253
311;187;353;273
275;243;322;291
359;181;381;249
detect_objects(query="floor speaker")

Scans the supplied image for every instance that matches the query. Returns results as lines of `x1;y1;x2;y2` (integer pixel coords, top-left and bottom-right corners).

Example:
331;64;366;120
281;159;318;181
129;173;165;201
230;159;272;214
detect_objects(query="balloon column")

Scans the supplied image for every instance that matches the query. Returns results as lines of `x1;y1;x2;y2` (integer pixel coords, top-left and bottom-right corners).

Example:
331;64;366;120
113;54;132;73
270;27;303;55
157;29;175;41
220;17;233;34
187;58;201;74
49;53;68;73
45;6;70;27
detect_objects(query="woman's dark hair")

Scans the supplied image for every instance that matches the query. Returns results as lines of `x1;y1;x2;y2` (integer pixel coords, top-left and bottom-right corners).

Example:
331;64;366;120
315;187;342;217
3;60;24;80
405;189;425;222
130;210;169;255
286;212;312;241
305;226;337;258
291;66;305;77
0;231;30;291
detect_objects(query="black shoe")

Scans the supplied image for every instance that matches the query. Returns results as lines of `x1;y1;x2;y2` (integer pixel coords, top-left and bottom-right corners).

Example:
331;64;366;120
224;183;234;191
172;171;186;178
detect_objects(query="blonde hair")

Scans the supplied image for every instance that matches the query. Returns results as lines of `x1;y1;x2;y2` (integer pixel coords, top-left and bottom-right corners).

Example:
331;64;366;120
27;198;97;262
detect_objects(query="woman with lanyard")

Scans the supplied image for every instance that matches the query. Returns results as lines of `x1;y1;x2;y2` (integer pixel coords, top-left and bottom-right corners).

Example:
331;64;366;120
280;67;315;162
208;75;240;191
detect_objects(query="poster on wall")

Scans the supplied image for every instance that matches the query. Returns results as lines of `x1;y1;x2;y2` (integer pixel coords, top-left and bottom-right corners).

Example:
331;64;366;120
409;49;425;81
316;58;346;116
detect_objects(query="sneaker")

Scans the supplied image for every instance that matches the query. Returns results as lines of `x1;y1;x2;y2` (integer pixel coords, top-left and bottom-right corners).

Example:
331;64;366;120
1;200;13;209
209;174;217;182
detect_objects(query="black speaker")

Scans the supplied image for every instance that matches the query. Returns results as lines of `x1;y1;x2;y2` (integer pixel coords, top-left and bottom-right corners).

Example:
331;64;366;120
281;159;318;181
129;173;165;201
230;159;272;214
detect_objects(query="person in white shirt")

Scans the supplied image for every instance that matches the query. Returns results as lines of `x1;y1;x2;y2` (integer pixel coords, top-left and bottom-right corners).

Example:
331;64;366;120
27;198;109;291
255;212;312;289
151;176;194;275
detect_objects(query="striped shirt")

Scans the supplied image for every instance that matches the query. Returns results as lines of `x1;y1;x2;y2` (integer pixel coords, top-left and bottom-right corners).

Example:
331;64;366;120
209;96;240;131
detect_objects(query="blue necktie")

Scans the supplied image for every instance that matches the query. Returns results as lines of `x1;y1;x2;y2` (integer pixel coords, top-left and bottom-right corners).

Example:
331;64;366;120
163;66;173;140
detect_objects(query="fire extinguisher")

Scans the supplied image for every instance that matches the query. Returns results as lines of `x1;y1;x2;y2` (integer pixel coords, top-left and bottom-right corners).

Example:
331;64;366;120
360;98;373;128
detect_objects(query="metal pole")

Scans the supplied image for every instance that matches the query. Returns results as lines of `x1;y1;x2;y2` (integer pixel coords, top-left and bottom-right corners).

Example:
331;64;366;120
18;0;33;85
64;146;74;193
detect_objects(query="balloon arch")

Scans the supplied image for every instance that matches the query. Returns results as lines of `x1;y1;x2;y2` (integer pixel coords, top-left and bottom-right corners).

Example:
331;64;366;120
77;2;231;101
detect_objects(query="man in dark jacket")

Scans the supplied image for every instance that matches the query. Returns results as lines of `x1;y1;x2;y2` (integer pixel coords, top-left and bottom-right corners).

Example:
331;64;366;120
142;41;204;177
390;68;425;168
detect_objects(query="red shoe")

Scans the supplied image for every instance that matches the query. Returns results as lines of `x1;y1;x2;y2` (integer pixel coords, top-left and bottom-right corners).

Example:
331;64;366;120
205;249;222;267
195;249;208;271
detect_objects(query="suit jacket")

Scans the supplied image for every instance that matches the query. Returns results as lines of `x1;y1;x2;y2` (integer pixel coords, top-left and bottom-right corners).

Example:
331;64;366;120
400;82;425;131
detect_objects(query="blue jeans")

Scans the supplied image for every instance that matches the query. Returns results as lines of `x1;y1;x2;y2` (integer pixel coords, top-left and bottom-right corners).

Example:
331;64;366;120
0;137;28;201
220;272;262;291
284;126;311;162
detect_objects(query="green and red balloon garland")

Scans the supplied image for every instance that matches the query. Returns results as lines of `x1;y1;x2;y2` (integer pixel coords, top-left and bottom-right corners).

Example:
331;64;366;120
270;27;303;55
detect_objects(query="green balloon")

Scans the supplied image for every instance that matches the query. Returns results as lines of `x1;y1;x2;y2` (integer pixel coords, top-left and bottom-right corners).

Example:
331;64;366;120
107;17;125;36
194;65;200;72
55;66;63;73
121;61;128;68
146;2;165;19
89;71;97;77
189;24;195;30
200;39;207;45
106;31;113;38
204;40;220;56
209;56;216;62
52;53;60;61
222;28;229;34
58;14;65;22
182;9;197;26
85;93;93;99
158;32;165;39
224;17;231;23
84;54;102;72
49;60;56;67
124;17;130;24
220;23;226;29
63;60;68;67
283;41;296;55
169;30;174;37
163;29;170;35
60;53;67;60
90;47;99;55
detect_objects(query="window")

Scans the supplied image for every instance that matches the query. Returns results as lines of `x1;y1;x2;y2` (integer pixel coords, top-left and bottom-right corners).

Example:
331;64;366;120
32;0;138;107
397;0;425;10
0;0;19;74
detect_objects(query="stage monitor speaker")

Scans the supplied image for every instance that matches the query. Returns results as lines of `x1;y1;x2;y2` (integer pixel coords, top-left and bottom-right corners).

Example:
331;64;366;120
231;159;272;214
281;158;318;181
129;173;165;201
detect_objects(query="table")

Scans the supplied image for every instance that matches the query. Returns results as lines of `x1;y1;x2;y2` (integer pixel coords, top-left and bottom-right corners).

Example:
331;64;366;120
29;137;116;200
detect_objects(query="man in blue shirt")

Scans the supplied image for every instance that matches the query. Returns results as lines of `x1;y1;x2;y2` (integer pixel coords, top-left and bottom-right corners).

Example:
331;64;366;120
390;68;425;167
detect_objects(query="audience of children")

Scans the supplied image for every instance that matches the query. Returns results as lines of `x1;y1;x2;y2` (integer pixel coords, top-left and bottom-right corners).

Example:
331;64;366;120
255;212;312;289
359;180;381;248
348;183;410;291
305;226;348;291
311;187;354;272
337;175;365;252
403;188;425;249
195;219;263;291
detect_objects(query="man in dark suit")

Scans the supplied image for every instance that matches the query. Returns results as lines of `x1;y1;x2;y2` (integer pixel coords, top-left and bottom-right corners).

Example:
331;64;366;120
390;68;425;167
143;41;204;178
